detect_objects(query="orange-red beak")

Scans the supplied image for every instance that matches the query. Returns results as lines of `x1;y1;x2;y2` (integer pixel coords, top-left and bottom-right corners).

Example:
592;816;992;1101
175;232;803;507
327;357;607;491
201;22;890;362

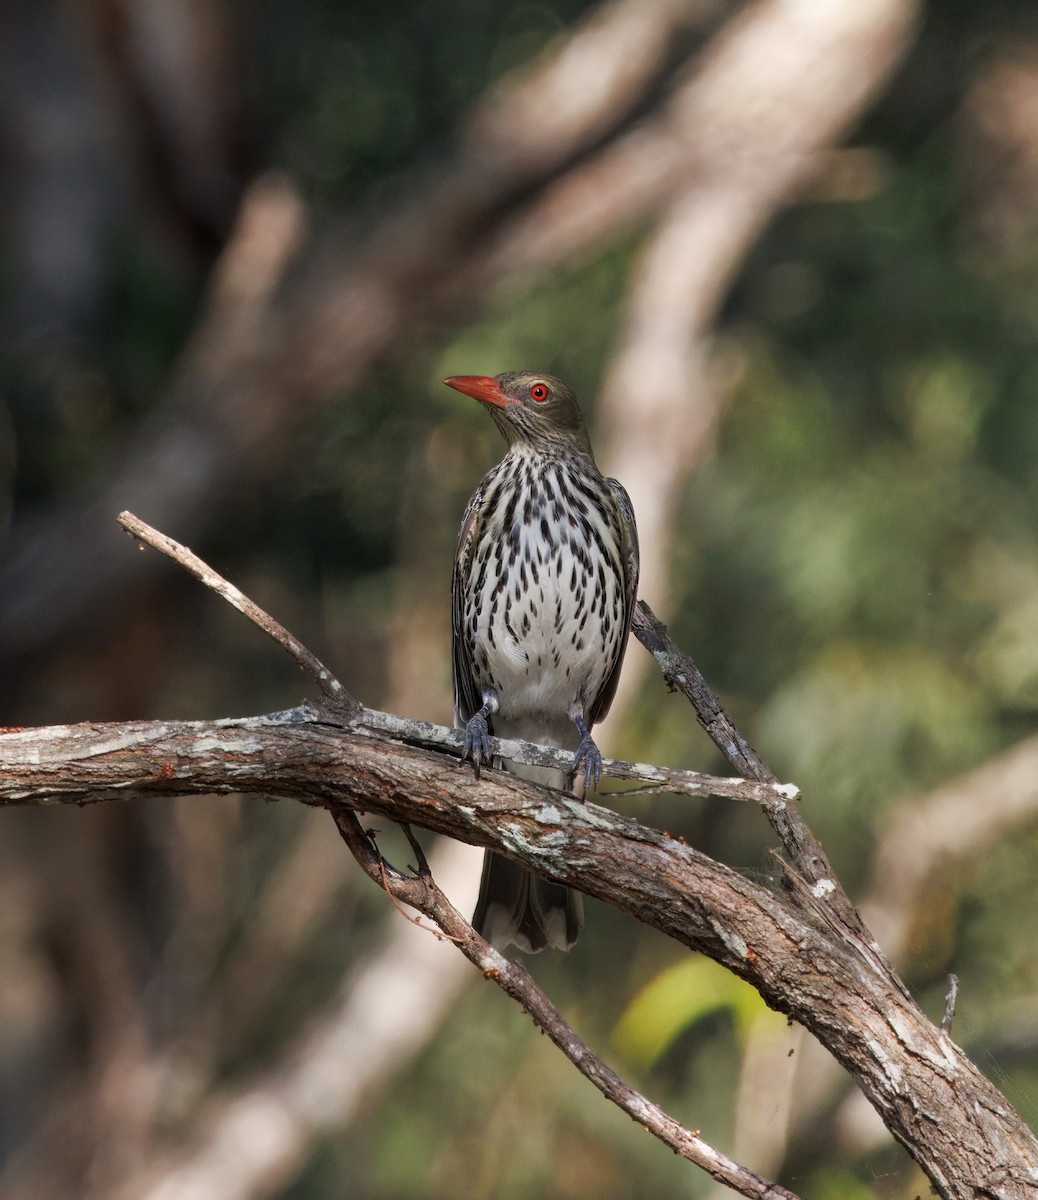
443;375;513;408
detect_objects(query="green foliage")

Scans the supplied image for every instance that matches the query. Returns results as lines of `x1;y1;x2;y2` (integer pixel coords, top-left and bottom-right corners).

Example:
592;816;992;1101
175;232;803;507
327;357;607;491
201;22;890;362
251;0;593;201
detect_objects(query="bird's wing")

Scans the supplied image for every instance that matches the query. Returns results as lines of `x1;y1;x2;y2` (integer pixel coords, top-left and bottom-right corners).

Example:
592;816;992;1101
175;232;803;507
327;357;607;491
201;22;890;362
451;481;488;726
587;476;640;727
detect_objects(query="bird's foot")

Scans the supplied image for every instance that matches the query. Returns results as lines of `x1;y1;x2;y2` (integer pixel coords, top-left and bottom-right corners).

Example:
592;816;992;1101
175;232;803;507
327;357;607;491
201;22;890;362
462;712;492;779
572;733;602;793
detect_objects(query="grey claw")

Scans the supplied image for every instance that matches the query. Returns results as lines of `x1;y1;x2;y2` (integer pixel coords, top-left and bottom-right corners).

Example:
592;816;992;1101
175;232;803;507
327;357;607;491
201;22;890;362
573;735;602;792
463;714;492;777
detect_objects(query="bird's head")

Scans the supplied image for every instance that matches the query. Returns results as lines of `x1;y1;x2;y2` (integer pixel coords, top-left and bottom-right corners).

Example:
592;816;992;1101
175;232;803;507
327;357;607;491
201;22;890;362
443;371;594;459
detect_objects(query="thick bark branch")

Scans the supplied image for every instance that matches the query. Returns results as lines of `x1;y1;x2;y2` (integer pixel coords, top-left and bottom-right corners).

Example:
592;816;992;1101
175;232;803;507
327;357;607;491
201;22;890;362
2;711;1037;1195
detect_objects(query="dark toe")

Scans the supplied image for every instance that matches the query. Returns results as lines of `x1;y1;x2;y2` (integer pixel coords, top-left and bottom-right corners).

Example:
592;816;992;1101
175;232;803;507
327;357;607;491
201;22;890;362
463;715;492;773
573;737;603;791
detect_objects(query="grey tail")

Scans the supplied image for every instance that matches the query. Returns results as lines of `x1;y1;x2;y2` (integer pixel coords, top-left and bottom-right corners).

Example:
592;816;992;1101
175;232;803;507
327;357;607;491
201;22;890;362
472;852;584;953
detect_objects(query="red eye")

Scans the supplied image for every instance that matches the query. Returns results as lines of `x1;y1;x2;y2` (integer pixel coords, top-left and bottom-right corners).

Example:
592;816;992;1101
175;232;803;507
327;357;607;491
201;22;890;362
530;383;550;402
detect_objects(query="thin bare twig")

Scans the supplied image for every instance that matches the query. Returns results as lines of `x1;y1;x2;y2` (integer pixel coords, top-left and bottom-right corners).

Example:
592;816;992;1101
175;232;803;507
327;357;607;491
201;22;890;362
117;511;356;714
632;598;917;1022
942;974;960;1036
359;704;798;804
632;600;773;782
631;600;900;976
332;807;802;1200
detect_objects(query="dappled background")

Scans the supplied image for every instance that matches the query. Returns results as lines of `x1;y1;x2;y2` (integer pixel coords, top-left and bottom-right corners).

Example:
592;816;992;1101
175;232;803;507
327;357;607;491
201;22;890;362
4;0;1038;1196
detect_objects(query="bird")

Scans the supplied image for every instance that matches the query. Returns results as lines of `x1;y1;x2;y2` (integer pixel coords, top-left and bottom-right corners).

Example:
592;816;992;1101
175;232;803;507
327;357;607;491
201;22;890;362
445;371;639;952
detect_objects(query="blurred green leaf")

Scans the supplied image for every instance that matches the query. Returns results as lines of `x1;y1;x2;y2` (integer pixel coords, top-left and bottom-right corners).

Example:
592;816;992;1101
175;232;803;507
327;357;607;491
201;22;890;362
612;955;776;1069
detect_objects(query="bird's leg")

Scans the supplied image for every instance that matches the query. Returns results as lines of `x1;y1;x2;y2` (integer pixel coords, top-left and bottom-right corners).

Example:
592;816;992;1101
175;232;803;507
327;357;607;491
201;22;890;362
463;689;499;778
570;709;602;793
